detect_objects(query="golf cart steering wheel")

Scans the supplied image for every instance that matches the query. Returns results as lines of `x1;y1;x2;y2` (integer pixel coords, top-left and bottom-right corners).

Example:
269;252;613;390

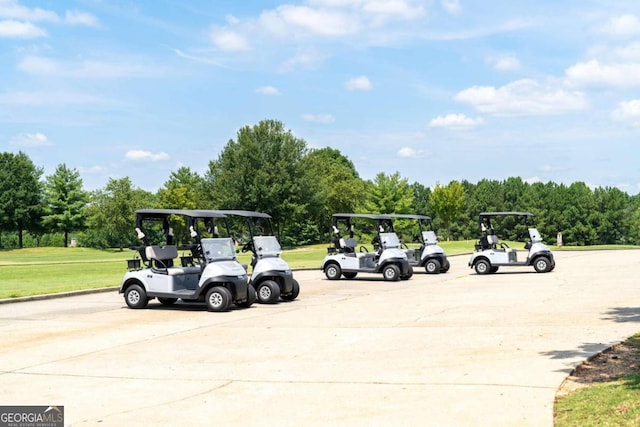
401;242;409;249
241;241;254;253
499;242;510;249
359;246;368;253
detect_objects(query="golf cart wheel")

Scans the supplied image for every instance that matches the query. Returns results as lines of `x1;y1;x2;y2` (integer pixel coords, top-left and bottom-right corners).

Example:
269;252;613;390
158;297;177;306
256;280;281;304
474;259;491;275
236;285;257;308
325;263;342;280
490;266;499;273
534;256;551;273
125;284;148;309
382;264;401;281
401;265;414;280
441;260;451;273
342;272;358;279
425;259;441;274
281;279;300;301
205;286;232;312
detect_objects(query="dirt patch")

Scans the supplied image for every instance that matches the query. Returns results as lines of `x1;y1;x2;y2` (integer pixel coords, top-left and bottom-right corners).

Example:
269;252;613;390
557;342;640;397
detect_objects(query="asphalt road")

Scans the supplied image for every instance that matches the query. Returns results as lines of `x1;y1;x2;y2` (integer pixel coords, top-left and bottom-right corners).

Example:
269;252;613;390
0;250;638;426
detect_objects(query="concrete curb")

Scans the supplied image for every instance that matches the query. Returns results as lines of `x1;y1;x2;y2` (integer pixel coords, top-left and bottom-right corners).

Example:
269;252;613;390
0;286;119;305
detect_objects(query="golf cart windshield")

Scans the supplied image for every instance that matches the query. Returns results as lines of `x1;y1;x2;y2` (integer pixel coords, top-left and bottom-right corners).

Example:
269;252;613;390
201;238;237;262
254;235;282;257
379;232;401;249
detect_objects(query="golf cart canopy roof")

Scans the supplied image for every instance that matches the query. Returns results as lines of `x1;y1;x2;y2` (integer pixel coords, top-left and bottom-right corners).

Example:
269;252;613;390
135;209;226;219
332;213;393;220
387;214;432;221
216;210;272;219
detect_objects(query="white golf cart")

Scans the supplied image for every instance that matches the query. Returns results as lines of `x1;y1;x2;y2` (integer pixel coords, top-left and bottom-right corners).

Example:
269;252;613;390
119;209;255;311
468;211;556;274
218;210;300;304
389;214;450;274
321;213;412;281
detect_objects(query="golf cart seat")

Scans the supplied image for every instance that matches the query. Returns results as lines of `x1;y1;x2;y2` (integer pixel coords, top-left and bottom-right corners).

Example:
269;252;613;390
486;234;499;249
337;237;357;254
145;245;201;275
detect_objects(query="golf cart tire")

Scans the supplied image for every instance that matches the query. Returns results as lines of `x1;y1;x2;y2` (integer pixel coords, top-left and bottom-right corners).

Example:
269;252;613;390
236;285;257;308
125;284;149;309
205;286;232;312
474;259;491;275
425;259;441;274
325;263;342;280
401;265;414;280
534;256;551;273
256;280;281;304
490;266;499;273
281;279;300;301
158;297;177;306
441;260;451;273
342;272;358;279
383;264;401;281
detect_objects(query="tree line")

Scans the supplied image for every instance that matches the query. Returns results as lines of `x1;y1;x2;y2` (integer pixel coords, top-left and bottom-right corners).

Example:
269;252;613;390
1;119;639;250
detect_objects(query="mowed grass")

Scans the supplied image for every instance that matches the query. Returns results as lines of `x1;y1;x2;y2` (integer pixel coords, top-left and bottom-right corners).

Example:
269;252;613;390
554;334;640;427
0;248;132;299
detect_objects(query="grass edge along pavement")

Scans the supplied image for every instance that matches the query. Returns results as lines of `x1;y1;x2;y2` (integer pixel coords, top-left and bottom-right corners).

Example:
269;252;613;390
554;333;640;427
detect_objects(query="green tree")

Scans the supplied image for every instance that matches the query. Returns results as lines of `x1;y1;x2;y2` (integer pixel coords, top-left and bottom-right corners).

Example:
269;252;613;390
0;151;44;248
298;147;366;242
42;164;88;247
155;167;205;244
83;177;154;250
429;181;466;240
204;119;307;239
364;172;414;214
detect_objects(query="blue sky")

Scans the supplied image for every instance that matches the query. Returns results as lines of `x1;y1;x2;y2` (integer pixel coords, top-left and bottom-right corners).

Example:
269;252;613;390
1;0;640;195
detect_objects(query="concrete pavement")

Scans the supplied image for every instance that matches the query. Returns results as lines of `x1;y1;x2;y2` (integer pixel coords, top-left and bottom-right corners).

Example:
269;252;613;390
0;250;638;426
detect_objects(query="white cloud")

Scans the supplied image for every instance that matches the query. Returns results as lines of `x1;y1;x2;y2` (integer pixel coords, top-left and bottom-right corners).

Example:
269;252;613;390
612;99;640;125
345;75;372;91
65;10;100;27
565;59;640;87
209;27;251;51
255;86;281;95
428;113;484;130
0;1;59;22
397;146;428;158
302;113;335;123
487;53;521;71
10;132;53;147
125;150;170;162
441;0;461;15
259;5;358;38
279;49;327;71
455;78;588;116
0;20;47;38
17;55;161;78
603;14;640;37
524;176;541;184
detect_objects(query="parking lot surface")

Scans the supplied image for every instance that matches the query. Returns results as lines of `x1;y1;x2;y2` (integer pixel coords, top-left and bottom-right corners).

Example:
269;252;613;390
0;250;639;426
